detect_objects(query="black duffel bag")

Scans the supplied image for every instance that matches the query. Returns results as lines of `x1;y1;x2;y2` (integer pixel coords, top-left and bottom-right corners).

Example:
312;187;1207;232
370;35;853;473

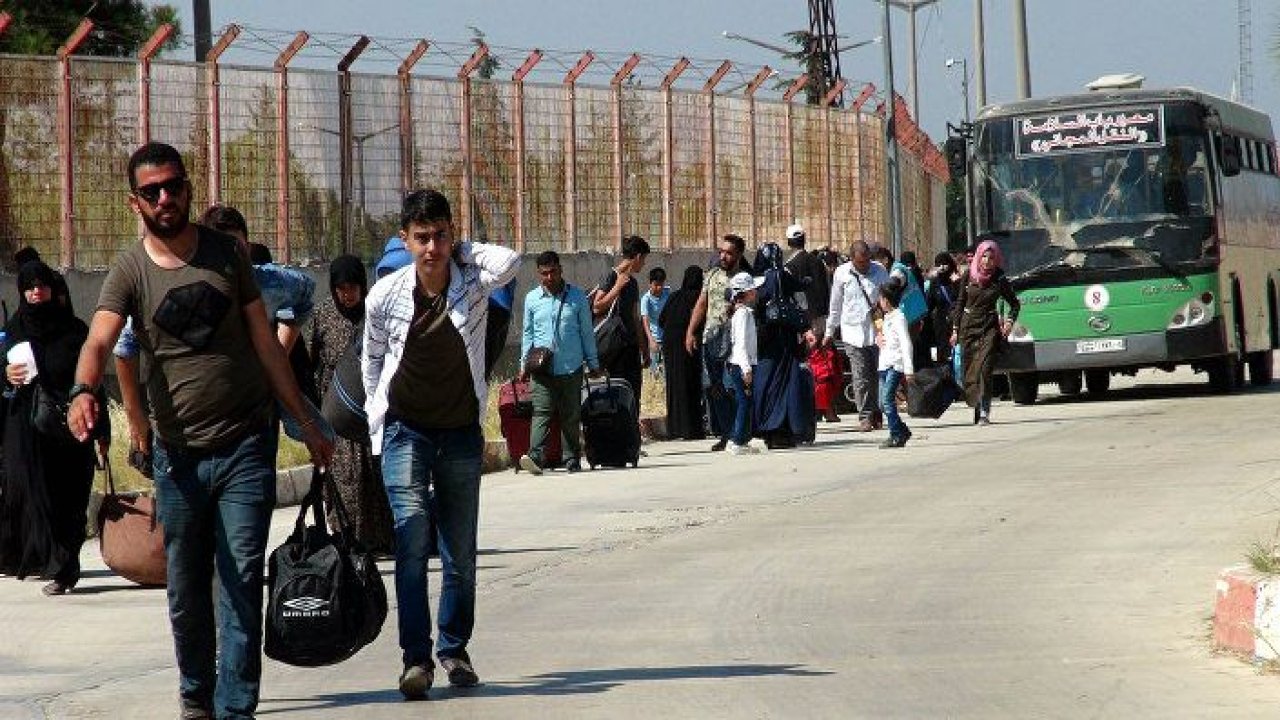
320;331;369;444
906;364;957;420
265;469;387;667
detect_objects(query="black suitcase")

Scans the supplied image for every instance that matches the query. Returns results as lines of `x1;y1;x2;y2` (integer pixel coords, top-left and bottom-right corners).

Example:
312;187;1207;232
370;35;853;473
906;364;956;419
580;377;641;469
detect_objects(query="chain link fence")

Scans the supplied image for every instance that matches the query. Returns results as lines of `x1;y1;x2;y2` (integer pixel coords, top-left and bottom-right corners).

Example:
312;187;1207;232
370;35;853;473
0;49;947;270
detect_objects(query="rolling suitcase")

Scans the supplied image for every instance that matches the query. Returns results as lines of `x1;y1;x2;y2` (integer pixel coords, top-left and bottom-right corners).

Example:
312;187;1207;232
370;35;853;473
907;364;957;419
580;376;641;469
498;379;562;470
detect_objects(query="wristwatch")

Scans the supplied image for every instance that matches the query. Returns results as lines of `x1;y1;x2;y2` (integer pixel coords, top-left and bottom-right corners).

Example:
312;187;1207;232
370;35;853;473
68;383;96;401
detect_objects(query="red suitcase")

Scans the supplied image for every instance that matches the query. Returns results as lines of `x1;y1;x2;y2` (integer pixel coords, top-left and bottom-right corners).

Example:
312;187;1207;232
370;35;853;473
808;346;842;413
498;379;563;470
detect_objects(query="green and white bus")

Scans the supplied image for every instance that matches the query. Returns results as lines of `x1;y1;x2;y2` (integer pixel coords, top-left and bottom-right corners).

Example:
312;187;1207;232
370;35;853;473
964;78;1280;403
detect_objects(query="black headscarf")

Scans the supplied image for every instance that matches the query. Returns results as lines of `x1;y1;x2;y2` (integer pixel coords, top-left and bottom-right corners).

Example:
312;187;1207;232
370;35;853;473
753;242;784;275
658;265;704;341
11;262;77;346
328;254;368;322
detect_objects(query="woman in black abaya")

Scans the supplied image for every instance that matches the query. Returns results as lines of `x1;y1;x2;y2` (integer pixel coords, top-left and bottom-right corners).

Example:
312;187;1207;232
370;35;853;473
658;265;706;440
0;262;105;594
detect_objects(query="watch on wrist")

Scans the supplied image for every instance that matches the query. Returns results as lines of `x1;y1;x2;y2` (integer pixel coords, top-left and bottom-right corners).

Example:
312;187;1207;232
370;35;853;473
69;383;96;401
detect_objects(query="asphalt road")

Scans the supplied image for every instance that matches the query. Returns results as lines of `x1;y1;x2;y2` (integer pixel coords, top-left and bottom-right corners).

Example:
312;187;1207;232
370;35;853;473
5;367;1280;718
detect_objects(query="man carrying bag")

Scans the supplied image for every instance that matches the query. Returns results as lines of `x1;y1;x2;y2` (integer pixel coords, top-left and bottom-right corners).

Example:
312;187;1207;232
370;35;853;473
517;251;602;475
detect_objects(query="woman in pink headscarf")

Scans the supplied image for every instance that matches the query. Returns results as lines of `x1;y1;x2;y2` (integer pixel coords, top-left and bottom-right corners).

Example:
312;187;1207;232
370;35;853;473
950;238;1021;424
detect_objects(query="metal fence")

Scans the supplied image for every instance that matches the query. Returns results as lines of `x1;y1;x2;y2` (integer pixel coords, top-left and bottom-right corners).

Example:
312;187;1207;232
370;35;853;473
0;41;949;270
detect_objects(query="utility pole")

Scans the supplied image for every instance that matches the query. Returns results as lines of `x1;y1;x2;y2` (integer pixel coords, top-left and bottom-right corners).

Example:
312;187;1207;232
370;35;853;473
885;0;939;123
1012;0;1031;99
193;0;212;62
947;57;974;247
881;0;904;255
973;0;986;107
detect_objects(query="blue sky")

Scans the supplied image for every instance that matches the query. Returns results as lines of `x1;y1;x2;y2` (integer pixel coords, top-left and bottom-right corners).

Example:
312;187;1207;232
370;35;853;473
162;1;1279;141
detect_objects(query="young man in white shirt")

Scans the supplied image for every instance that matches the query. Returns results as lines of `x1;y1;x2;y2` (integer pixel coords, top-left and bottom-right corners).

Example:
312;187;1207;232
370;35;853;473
822;240;889;432
362;189;520;700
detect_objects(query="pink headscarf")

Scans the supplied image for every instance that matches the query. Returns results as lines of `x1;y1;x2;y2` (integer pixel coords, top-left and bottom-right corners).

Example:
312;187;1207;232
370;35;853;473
969;239;1004;287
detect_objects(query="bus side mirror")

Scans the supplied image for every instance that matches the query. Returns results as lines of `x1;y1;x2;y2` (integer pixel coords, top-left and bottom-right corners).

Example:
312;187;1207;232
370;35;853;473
944;137;968;177
1220;137;1242;177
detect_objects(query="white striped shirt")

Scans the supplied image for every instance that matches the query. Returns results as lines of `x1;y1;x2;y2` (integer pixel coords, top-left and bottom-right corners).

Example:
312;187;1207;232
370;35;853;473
361;241;521;453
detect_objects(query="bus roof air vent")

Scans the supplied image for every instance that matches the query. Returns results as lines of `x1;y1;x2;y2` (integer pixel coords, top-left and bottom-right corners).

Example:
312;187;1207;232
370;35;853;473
1085;73;1145;91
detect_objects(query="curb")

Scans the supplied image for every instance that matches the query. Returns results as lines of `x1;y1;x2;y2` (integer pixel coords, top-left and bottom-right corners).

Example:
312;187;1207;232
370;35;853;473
1213;565;1280;660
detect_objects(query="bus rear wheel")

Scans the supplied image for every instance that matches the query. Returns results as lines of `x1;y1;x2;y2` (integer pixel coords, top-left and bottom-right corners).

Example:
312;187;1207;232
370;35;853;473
1207;355;1243;393
1085;369;1111;395
1009;373;1039;405
1248;351;1274;386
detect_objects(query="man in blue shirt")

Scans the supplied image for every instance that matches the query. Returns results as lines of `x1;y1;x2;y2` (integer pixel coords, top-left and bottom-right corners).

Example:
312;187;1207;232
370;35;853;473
517;250;601;474
639;266;670;378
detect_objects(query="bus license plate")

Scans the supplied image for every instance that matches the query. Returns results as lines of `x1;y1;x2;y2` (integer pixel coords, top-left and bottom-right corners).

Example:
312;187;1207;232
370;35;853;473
1076;338;1125;354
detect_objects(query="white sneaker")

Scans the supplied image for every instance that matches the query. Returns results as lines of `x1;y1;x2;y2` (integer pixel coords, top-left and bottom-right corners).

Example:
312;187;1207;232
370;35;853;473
728;443;759;455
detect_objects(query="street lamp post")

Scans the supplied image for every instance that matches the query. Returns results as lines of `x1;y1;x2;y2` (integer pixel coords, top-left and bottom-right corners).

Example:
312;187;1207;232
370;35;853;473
883;0;940;122
298;122;399;249
946;57;975;247
881;0;905;255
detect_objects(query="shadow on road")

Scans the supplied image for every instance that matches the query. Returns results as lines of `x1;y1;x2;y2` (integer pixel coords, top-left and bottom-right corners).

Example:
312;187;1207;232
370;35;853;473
258;663;832;711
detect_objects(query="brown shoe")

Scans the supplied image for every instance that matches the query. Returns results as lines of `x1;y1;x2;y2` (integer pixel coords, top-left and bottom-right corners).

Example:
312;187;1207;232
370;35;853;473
856;420;874;433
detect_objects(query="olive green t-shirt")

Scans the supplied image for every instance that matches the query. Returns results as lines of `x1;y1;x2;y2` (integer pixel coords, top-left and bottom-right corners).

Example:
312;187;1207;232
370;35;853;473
97;228;271;449
387;283;478;430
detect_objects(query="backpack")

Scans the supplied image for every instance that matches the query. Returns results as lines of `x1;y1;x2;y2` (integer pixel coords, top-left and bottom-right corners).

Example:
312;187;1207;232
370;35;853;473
762;271;807;330
320;330;369;444
892;261;928;324
264;469;387;667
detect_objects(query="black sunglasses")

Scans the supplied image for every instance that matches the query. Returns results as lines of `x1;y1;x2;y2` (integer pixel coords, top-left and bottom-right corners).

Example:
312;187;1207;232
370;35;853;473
134;176;188;204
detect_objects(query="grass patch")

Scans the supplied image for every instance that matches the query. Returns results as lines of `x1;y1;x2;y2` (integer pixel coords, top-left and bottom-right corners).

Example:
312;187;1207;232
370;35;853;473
1247;540;1280;575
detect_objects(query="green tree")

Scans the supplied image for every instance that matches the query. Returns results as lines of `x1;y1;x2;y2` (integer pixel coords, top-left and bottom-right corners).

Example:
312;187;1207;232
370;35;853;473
0;1;182;265
0;1;181;56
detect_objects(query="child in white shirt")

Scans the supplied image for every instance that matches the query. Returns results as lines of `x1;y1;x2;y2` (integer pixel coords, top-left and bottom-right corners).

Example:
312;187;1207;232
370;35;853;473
877;280;915;448
726;272;764;455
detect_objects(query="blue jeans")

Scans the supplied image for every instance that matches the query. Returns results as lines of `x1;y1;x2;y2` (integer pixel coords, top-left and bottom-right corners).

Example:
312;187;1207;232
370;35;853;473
381;420;484;666
152;429;276;719
878;368;909;440
704;348;733;438
725;364;752;446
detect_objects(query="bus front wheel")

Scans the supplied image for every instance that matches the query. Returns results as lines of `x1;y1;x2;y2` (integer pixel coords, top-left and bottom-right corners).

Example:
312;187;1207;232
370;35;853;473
1248;351;1274;386
1009;374;1039;405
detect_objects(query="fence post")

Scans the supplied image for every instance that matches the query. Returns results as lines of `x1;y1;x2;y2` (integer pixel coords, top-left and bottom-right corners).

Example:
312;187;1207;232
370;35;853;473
745;67;772;249
512;50;542;254
205;25;240;208
703;61;731;248
851;83;876;245
274;32;309;264
56;19;93;270
562;52;594;252
782;75;808;234
137;24;175;145
458;44;489;243
397;41;428;198
611;54;640;249
338;36;370;256
821;79;845;250
660;58;689;252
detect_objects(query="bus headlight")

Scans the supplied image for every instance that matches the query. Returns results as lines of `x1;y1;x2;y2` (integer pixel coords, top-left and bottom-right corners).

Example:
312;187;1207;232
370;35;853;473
1168;297;1214;329
1009;321;1034;342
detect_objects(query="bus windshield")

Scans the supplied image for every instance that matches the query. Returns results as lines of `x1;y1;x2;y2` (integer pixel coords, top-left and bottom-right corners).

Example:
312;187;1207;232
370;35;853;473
972;102;1216;279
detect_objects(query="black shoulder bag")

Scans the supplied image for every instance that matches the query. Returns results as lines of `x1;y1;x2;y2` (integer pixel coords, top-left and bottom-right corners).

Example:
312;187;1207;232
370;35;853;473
524;287;567;377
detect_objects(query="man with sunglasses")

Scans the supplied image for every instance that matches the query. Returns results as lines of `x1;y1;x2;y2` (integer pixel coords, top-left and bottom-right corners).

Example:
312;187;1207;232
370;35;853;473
67;142;333;720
